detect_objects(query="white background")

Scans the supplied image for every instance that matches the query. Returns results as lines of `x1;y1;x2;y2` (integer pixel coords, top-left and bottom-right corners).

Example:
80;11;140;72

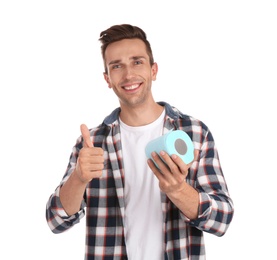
1;1;276;259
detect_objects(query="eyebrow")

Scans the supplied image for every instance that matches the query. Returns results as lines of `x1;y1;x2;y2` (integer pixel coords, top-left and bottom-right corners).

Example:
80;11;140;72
108;56;147;66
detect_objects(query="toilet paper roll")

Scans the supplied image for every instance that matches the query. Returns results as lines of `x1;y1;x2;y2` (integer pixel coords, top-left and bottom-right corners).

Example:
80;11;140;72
145;130;194;165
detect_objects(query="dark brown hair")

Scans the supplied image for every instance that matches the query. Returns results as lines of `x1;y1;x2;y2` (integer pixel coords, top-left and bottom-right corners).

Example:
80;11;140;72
99;24;154;73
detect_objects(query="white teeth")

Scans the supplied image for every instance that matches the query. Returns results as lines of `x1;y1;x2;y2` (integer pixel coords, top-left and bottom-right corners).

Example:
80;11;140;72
124;84;139;90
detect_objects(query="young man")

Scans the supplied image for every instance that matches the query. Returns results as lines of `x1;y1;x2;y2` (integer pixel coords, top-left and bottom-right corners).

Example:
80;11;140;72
46;24;234;259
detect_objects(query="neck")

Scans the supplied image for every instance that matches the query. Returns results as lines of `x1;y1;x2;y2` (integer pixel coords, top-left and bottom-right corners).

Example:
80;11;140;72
119;102;164;127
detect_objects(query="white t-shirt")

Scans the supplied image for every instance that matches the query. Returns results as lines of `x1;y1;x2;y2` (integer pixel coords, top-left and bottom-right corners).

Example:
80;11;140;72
120;110;165;260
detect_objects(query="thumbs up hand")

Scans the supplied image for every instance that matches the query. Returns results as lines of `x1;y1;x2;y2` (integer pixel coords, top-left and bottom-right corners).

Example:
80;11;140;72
75;124;104;183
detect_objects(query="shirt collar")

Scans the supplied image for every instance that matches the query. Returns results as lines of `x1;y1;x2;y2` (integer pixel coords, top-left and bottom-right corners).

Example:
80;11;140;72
102;101;182;127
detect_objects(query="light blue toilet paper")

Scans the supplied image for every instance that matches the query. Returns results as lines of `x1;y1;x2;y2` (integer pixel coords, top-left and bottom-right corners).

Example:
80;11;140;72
145;130;194;164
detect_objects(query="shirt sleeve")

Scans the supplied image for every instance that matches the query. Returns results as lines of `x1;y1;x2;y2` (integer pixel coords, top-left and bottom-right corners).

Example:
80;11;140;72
45;137;86;234
46;185;86;234
181;127;234;237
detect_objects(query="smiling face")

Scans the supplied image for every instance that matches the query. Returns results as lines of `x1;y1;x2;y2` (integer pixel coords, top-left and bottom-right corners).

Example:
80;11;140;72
103;38;158;109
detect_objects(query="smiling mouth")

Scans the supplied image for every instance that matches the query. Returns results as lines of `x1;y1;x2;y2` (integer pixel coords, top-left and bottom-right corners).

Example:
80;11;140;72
122;83;141;90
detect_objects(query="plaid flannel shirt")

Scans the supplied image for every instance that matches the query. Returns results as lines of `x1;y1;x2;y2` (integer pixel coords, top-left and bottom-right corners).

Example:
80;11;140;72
46;102;234;260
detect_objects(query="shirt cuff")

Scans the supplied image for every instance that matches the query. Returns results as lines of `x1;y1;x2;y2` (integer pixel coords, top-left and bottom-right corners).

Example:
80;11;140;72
54;186;85;219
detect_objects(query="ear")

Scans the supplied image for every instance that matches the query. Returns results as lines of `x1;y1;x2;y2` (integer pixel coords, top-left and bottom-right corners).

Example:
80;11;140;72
103;72;112;88
151;62;158;81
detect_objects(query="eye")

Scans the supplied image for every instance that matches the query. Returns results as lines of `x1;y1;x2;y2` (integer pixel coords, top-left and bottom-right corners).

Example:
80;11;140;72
111;64;121;69
134;60;143;65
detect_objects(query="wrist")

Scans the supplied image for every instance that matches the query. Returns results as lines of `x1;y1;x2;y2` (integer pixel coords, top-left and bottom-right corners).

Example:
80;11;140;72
72;169;91;185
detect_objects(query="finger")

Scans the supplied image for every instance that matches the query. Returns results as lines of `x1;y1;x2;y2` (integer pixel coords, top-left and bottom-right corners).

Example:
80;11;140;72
147;158;165;181
80;124;93;148
150;152;172;176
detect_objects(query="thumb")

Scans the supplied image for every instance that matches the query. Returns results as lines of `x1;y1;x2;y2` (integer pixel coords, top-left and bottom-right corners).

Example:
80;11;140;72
80;124;93;148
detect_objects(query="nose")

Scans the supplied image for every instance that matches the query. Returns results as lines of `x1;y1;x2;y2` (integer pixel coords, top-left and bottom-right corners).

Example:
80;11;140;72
124;66;135;79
